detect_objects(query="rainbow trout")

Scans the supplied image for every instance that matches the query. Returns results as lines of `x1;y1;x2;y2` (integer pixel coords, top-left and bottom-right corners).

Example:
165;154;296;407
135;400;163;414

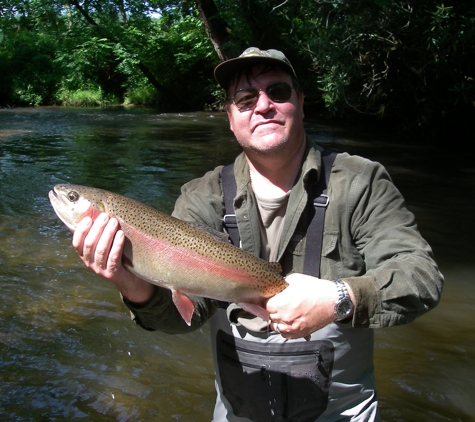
48;184;287;325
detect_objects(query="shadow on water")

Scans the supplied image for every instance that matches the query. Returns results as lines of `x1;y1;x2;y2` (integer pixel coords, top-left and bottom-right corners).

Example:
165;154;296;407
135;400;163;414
1;107;474;421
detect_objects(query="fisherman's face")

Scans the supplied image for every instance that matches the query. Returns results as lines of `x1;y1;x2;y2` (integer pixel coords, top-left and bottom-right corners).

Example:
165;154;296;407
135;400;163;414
226;67;305;157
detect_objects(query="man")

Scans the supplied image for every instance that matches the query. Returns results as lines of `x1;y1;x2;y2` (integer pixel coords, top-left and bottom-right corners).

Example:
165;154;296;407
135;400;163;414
72;47;443;421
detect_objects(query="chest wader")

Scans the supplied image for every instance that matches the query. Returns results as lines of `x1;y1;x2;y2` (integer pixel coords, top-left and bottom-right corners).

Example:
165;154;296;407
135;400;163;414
212;152;338;422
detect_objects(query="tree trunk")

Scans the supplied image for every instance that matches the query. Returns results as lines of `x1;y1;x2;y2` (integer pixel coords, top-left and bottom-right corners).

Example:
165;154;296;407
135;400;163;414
194;0;239;60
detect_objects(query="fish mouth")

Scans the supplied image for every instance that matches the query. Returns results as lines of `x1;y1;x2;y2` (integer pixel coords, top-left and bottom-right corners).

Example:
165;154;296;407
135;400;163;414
48;188;58;203
48;186;63;208
48;185;76;232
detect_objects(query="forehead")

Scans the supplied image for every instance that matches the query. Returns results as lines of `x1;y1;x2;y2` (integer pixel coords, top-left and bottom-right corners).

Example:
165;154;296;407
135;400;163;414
229;66;292;92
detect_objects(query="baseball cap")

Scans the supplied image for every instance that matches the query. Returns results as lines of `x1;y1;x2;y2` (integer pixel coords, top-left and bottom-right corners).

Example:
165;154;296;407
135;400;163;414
214;47;297;90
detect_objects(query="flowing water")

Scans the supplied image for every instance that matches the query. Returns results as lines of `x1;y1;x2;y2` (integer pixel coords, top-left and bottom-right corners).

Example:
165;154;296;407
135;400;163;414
0;107;473;421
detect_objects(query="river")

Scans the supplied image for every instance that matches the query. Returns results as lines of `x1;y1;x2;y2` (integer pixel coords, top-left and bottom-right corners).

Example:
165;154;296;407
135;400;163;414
0;107;474;421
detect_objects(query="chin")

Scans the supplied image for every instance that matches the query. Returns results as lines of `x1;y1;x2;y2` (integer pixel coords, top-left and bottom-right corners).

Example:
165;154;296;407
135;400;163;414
263;137;290;150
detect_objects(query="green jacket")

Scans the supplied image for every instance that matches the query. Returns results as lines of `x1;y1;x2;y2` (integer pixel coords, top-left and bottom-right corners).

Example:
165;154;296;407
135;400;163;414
125;137;443;332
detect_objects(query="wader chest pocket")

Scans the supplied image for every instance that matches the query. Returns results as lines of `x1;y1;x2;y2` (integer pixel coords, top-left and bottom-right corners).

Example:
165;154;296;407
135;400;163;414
216;330;334;422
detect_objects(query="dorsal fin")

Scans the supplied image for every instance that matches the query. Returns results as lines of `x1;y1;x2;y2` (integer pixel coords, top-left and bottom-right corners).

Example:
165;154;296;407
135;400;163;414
269;262;283;273
189;221;231;243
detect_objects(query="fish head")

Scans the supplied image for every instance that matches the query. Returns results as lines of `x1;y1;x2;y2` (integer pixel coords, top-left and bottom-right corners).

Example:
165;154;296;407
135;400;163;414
48;184;106;232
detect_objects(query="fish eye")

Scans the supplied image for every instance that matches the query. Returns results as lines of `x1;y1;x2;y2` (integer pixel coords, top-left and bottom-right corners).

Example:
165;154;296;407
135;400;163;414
67;191;79;202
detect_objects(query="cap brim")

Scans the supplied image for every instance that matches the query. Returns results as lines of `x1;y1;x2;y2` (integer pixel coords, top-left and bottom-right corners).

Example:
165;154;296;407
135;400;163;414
214;56;295;90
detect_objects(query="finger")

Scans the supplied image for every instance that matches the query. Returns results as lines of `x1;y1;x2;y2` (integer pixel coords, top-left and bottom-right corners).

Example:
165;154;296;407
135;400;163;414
106;229;125;273
94;218;119;270
266;293;283;315
82;213;109;263
272;320;290;333
72;216;92;256
272;322;300;339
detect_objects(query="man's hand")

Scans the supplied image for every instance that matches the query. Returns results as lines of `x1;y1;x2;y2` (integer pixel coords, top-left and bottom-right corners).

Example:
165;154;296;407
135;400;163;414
266;273;354;339
72;213;155;305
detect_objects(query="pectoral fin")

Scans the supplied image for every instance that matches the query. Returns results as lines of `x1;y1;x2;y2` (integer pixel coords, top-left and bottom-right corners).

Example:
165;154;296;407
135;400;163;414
172;289;196;326
237;302;270;322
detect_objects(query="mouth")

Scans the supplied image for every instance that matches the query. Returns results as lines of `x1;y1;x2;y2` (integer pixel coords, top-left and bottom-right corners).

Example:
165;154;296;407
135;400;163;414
252;120;282;132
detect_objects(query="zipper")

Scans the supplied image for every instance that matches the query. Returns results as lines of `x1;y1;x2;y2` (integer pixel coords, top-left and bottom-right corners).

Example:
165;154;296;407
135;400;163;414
221;337;323;368
223;337;321;358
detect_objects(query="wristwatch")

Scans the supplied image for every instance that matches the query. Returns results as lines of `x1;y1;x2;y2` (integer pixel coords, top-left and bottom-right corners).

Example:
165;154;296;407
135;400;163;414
333;279;354;321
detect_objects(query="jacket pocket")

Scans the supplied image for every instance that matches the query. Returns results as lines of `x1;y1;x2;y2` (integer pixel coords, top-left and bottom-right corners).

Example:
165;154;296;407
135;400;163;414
322;231;339;257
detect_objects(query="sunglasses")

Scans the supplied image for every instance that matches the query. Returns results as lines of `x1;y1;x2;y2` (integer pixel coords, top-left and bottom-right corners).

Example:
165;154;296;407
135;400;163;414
228;82;294;111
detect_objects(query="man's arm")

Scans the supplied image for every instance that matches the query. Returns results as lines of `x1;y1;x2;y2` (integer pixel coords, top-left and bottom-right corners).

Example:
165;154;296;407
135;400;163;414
344;158;443;328
268;156;443;337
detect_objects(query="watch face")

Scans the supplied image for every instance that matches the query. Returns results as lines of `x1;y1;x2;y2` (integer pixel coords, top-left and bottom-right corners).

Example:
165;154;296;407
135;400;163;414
337;299;353;317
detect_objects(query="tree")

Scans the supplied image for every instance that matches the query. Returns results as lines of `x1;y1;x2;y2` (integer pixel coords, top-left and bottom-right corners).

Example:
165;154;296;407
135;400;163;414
0;0;218;108
64;0;171;100
294;0;475;137
0;0;64;105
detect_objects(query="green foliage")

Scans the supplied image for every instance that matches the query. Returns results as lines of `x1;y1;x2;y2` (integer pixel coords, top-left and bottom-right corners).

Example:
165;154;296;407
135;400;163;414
56;86;104;107
55;36;128;103
292;0;475;136
0;30;59;106
124;83;157;105
142;15;217;109
0;0;217;109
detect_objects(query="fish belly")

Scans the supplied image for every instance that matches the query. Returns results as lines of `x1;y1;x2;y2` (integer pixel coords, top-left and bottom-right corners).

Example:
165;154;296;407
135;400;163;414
121;225;263;304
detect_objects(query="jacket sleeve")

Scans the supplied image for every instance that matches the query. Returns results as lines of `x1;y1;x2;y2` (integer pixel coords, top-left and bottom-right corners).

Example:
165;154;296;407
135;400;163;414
123;288;217;333
122;166;225;333
333;156;444;328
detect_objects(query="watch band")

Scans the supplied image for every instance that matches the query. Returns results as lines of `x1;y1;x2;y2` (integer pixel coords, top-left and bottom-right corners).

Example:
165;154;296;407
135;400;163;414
333;278;347;298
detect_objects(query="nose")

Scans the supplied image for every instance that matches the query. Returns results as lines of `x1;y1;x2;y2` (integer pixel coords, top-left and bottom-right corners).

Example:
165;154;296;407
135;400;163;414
253;88;273;112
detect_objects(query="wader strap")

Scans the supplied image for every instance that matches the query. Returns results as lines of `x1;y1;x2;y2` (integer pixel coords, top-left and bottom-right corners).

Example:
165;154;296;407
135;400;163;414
221;151;337;277
303;151;337;278
221;163;239;246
